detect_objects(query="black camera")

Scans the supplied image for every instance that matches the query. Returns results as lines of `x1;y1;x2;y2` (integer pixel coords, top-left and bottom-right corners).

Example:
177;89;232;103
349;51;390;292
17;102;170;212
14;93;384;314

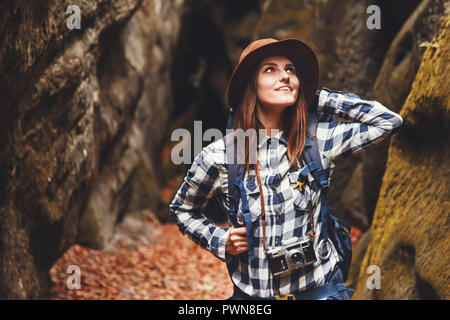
266;237;317;277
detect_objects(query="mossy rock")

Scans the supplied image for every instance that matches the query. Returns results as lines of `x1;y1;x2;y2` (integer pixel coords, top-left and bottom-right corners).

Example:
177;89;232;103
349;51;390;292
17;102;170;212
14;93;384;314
352;16;450;300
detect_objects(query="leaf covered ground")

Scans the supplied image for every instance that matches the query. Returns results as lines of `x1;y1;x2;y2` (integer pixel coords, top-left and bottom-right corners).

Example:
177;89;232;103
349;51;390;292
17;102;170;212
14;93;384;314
49;217;362;300
49;219;233;300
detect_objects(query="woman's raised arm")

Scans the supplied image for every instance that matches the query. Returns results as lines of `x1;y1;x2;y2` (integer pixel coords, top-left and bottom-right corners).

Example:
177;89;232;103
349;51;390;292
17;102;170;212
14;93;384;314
315;88;403;163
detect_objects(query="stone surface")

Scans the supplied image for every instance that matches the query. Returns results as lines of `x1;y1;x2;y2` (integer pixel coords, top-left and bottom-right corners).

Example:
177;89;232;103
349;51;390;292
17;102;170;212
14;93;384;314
344;0;448;289
0;0;184;299
352;15;450;300
77;0;186;248
361;0;447;224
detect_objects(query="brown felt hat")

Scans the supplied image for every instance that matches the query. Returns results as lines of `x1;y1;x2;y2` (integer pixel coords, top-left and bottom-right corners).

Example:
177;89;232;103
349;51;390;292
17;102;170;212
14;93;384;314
227;38;319;109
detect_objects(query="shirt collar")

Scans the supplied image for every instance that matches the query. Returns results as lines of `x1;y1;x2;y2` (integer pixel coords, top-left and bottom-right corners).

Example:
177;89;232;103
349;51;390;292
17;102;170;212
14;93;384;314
257;130;288;149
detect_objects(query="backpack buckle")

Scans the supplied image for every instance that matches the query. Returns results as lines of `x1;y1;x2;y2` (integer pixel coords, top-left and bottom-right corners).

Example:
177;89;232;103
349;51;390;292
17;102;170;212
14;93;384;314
274;293;296;300
320;179;329;189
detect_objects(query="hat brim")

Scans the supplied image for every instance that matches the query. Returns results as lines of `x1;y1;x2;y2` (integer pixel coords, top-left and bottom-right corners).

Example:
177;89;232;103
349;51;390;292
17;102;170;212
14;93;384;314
227;39;319;108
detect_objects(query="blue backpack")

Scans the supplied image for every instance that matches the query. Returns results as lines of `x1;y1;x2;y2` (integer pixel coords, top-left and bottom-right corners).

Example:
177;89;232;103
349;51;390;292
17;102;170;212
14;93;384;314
224;91;353;280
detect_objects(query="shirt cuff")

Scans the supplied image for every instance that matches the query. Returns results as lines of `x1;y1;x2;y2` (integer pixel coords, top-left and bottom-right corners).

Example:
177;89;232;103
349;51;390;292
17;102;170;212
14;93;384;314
317;88;332;115
211;227;231;262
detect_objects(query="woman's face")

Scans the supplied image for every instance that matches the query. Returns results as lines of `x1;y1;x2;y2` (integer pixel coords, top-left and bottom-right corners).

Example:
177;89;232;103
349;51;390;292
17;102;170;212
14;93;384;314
256;55;299;109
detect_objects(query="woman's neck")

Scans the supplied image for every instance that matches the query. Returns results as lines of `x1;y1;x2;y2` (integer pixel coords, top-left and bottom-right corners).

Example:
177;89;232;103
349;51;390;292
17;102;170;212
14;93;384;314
256;104;284;137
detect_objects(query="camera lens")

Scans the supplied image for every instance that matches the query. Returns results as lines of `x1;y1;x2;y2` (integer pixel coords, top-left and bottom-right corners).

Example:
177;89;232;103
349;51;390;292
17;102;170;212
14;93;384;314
288;250;305;267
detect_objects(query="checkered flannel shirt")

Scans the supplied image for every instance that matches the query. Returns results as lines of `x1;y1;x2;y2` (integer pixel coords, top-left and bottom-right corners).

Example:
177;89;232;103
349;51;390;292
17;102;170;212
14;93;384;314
169;88;403;297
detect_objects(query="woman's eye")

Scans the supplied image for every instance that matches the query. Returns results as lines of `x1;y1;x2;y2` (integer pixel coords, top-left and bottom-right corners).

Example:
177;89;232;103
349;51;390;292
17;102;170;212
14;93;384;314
286;67;295;73
264;67;274;72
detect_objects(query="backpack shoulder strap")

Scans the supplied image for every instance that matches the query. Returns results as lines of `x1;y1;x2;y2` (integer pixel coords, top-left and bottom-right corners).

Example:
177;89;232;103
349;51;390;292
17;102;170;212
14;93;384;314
306;110;330;191
225;109;258;261
303;91;333;241
225;108;245;227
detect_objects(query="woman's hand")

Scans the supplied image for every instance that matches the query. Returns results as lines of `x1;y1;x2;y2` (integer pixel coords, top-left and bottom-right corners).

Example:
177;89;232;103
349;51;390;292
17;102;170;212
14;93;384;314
226;224;249;255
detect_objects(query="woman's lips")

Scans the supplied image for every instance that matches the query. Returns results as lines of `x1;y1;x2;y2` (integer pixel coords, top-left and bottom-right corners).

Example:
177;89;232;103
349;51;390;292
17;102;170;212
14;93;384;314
275;85;292;91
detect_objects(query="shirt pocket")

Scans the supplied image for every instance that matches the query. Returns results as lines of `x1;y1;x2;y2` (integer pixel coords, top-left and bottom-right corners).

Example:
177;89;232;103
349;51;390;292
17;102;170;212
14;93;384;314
236;175;262;223
287;171;311;212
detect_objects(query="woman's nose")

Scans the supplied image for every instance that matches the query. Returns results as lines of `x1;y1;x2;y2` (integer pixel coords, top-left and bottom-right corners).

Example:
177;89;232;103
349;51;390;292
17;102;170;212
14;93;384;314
279;70;290;82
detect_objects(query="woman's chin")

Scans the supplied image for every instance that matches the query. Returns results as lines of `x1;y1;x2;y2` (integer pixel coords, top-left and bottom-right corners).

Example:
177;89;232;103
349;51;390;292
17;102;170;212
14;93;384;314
259;99;297;110
273;101;296;109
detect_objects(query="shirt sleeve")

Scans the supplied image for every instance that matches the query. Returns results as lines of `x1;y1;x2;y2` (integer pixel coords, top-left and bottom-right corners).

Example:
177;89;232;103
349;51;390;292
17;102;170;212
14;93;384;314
316;87;403;163
169;145;230;262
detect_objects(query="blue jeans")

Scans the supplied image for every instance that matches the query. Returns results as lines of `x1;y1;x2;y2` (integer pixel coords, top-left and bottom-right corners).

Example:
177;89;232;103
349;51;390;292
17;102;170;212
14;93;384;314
324;267;353;300
228;267;353;300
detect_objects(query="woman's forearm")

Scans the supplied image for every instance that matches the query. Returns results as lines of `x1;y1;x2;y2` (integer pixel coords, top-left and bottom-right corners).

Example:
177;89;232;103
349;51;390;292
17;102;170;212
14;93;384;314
317;88;403;135
169;146;230;262
315;87;403;163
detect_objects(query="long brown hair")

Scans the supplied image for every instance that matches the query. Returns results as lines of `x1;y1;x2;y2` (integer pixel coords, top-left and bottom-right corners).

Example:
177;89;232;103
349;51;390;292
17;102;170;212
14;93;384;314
232;66;310;173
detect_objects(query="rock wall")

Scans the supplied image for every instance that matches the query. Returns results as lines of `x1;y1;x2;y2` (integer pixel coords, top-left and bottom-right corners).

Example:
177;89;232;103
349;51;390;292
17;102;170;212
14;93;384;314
352;15;450;300
347;0;447;291
77;0;186;247
361;0;446;227
0;0;184;299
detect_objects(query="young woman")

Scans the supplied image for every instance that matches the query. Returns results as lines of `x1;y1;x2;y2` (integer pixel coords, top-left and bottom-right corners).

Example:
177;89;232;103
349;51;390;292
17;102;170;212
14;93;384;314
169;38;403;300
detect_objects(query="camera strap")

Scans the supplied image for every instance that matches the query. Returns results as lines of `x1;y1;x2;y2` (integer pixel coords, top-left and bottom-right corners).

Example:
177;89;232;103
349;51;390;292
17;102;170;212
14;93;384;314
254;161;267;253
255;154;318;258
305;179;316;238
254;158;316;254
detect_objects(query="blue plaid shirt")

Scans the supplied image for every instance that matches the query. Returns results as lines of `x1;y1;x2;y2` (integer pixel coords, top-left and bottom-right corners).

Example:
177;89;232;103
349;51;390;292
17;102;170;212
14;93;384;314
169;88;403;298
